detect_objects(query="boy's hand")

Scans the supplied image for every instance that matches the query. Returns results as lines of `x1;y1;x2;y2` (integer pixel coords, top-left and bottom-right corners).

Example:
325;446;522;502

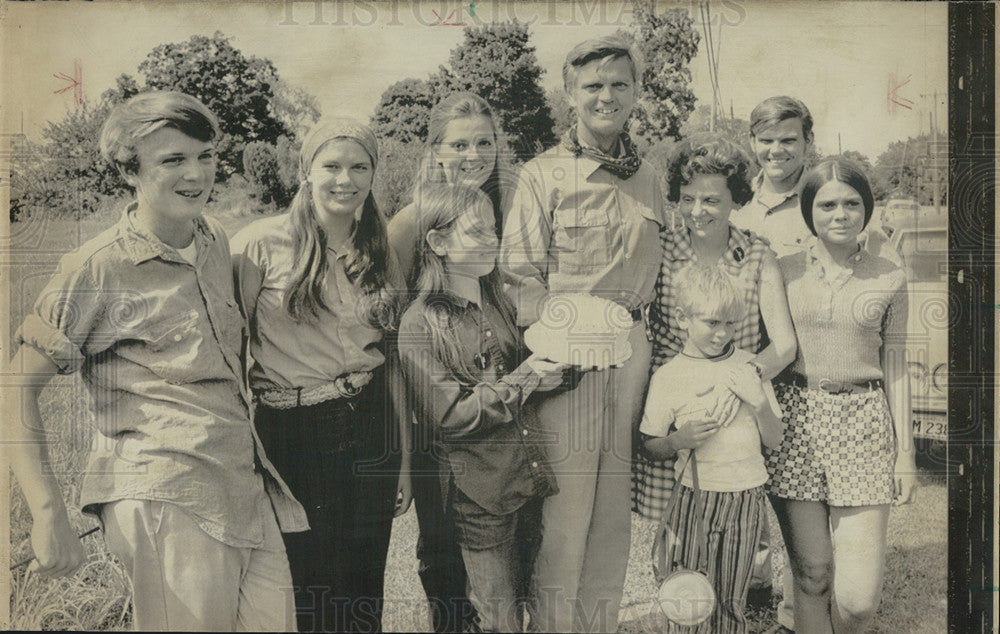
726;365;768;411
29;512;86;578
669;418;720;450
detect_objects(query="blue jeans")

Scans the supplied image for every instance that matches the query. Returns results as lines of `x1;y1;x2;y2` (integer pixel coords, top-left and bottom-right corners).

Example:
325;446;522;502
451;489;544;633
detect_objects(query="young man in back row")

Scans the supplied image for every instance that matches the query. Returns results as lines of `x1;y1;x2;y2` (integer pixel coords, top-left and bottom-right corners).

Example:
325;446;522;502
5;91;307;631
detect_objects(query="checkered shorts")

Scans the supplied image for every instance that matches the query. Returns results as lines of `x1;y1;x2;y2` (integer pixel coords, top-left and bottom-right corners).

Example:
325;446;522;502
765;382;897;506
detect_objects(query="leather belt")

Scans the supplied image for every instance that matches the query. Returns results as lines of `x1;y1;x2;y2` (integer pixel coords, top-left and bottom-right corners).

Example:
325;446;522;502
629;304;648;324
785;373;883;395
255;370;374;409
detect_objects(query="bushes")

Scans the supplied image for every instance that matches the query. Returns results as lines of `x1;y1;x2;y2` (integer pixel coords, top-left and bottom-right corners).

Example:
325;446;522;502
10;102;125;222
374;137;422;218
241;136;299;209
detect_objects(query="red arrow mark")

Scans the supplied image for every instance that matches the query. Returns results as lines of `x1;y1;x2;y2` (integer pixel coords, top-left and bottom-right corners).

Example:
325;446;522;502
887;73;914;113
54;58;83;106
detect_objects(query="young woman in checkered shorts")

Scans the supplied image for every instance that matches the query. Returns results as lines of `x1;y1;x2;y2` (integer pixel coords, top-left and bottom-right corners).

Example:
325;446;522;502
634;134;797;521
766;158;918;633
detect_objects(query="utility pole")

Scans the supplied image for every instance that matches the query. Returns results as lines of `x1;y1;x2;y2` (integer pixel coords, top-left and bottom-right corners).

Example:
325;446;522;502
920;90;943;214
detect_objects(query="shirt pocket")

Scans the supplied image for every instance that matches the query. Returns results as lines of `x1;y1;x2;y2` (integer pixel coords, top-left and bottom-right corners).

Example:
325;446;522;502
119;309;202;384
551;205;612;274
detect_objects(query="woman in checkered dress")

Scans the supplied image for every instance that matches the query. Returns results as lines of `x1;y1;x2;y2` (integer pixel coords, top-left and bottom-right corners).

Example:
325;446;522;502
766;158;917;633
633;134;796;521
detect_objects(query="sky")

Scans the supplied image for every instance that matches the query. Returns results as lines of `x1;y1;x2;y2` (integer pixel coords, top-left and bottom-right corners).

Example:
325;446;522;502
2;1;947;160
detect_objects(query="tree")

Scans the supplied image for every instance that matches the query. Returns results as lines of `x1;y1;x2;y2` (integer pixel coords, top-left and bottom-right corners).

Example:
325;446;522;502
545;88;575;141
272;79;321;139
100;74;141;106
436;21;556;159
138;31;293;178
679;105;751;152
10;99;122;220
371;21;556;161
836;150;889;201
370;78;440;145
619;1;700;144
874;134;947;206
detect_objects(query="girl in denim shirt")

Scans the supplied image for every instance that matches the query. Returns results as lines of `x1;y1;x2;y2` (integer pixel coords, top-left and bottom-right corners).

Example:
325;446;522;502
397;183;568;632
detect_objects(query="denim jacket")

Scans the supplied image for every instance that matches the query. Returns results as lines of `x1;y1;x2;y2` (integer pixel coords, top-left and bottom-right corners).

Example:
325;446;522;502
398;295;557;516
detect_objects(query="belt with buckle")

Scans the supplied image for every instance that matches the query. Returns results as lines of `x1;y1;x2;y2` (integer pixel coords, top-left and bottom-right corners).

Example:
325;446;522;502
255;370;374;409
786;373;883;395
628;304;648;323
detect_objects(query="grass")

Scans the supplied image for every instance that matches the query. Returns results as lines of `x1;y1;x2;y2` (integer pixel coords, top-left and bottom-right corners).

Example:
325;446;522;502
7;203;948;632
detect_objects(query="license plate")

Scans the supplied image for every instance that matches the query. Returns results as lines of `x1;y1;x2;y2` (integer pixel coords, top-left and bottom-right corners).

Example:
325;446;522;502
912;411;947;441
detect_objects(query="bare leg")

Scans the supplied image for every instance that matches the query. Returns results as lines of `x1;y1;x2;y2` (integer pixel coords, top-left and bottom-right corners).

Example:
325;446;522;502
828;505;891;634
769;496;834;634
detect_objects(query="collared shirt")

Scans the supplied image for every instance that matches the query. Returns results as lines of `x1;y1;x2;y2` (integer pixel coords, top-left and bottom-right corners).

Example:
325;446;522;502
779;238;908;384
648;224;770;370
398;296;556;516
734;171;903;263
732;171;810;258
16;205;308;546
231;213;404;392
500;143;666;326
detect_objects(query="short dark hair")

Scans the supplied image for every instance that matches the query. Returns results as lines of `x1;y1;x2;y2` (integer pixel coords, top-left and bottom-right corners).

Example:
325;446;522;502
799;158;875;235
665;133;755;206
100;91;220;175
750;95;814;141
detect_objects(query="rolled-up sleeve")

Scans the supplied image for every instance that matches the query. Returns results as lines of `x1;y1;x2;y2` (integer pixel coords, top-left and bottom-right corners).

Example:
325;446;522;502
15;262;104;375
398;312;540;440
501;168;553;327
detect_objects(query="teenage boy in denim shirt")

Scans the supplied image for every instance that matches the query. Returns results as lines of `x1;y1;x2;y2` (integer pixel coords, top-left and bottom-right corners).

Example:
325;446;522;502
6;91;306;631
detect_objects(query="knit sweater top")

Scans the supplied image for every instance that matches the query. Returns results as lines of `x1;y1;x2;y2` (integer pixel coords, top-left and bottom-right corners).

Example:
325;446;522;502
779;240;908;384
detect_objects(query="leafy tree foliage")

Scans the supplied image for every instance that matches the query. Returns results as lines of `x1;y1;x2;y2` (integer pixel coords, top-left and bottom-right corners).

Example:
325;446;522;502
241;136;300;209
10;100;119;220
435;21;556;158
618;1;700;144
138;31;294;177
371;21;555;160
12;31;317;220
874;134;947;205
370;78;440;145
679;105;751;153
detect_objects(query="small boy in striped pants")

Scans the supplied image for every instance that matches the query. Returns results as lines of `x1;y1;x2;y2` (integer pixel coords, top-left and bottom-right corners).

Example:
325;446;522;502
641;265;784;634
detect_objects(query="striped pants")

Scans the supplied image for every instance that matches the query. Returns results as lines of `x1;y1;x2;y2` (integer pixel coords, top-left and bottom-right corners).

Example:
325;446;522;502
663;485;766;634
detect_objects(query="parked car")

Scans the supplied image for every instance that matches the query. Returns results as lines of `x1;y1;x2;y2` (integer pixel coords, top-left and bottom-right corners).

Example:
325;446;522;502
879;198;921;235
889;216;948;466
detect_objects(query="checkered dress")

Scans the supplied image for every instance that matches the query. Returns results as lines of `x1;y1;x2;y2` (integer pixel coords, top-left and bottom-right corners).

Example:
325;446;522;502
632;225;769;520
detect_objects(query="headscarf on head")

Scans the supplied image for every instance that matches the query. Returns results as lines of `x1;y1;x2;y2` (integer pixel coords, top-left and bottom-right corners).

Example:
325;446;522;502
285;117;395;325
299;117;380;183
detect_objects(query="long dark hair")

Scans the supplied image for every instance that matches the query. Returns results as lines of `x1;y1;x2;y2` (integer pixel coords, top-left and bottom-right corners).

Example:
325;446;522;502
284;120;398;330
412;183;520;383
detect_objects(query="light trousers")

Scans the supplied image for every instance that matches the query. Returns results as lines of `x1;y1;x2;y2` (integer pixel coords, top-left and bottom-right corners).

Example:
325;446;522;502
102;496;295;632
530;323;651;632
